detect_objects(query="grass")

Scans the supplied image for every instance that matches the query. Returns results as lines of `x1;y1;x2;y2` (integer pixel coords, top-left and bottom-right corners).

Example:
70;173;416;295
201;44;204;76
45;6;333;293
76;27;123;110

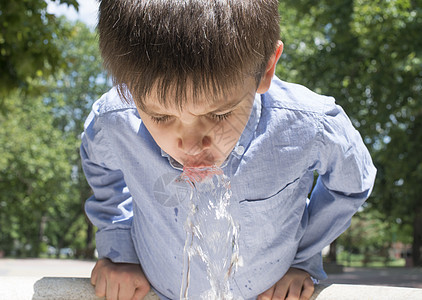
333;252;406;268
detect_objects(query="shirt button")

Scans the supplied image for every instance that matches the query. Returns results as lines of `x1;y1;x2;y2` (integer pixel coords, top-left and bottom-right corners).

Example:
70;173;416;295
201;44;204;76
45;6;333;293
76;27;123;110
235;145;245;156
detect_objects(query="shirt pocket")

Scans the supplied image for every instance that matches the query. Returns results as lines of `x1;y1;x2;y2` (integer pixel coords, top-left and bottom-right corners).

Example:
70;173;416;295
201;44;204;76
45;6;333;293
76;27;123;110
237;177;301;250
239;177;300;211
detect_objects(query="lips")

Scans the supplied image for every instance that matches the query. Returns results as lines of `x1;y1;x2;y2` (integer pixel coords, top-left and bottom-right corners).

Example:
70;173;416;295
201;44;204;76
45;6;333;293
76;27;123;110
179;151;222;183
181;165;223;183
182;150;216;168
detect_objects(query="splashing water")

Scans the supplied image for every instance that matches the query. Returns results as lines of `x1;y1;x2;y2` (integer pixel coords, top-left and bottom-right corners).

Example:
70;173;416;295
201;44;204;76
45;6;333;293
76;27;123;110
179;166;242;300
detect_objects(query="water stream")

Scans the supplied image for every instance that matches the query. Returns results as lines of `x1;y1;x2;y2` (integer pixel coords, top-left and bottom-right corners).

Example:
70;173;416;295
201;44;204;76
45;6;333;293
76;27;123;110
178;166;242;300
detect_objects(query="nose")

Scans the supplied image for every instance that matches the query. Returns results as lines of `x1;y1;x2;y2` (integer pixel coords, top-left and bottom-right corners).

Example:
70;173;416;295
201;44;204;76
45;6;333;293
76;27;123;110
178;130;212;156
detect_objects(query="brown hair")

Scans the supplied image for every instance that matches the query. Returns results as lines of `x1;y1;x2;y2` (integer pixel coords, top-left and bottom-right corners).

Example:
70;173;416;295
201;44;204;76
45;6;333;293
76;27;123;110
98;0;280;108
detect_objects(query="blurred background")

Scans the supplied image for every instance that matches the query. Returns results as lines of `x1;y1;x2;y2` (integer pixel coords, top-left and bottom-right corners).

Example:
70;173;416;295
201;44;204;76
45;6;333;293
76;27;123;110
0;0;421;279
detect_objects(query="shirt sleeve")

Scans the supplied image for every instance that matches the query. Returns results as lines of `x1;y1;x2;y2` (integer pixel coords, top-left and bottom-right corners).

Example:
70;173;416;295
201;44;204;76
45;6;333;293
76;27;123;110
292;99;377;279
80;109;139;264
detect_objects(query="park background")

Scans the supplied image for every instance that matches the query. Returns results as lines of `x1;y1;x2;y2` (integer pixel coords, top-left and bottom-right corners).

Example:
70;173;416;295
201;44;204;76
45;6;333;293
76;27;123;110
0;0;421;275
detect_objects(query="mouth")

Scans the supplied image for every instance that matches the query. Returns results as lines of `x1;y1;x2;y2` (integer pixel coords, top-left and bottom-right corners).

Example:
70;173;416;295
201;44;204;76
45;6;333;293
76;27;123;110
181;164;224;183
182;150;216;168
178;151;223;183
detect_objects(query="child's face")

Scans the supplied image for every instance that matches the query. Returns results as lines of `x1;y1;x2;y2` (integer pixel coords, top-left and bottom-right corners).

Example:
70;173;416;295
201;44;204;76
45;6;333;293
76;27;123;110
136;78;257;167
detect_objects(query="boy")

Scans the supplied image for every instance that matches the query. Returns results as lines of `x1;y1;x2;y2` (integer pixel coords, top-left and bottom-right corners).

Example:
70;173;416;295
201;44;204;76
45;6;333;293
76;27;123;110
80;0;376;299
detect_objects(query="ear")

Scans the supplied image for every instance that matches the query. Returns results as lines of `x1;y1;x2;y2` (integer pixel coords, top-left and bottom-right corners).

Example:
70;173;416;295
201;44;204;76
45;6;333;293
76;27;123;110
256;40;283;94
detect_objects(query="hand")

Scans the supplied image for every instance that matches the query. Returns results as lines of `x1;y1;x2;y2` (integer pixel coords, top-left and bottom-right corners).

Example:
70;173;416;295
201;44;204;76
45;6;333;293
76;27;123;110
91;258;150;300
258;267;314;300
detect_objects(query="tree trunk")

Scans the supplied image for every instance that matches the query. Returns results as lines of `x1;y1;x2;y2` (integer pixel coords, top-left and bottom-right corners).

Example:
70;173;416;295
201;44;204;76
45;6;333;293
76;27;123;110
33;215;47;257
328;239;337;263
412;207;422;267
85;221;96;259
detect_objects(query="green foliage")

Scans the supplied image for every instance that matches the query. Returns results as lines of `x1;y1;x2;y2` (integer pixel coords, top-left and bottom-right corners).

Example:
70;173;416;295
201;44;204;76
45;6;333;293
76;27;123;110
39;20;110;258
0;0;78;99
0;17;109;257
43;20;109;135
337;209;403;266
0;91;74;256
277;1;422;265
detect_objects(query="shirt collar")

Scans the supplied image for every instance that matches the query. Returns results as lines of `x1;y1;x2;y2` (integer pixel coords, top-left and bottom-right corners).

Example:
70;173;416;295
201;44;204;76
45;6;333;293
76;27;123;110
234;93;262;156
160;149;183;171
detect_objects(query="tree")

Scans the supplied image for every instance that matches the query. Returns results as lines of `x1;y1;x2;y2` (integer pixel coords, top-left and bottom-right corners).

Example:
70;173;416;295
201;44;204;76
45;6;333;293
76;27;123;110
277;1;422;265
0;91;74;256
0;19;110;258
338;209;402;266
0;0;78;99
40;20;111;258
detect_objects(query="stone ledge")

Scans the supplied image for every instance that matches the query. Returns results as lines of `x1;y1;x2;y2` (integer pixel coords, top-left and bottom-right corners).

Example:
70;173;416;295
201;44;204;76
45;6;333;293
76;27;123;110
0;277;421;299
311;283;422;299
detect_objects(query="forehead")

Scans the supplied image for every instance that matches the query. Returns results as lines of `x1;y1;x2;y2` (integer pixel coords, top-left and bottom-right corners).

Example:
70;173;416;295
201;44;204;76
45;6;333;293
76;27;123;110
140;77;256;113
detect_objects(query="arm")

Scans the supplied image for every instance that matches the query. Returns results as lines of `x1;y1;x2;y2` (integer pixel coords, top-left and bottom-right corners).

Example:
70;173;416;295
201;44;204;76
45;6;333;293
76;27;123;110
292;101;377;279
80;108;150;299
81;110;138;264
259;101;376;300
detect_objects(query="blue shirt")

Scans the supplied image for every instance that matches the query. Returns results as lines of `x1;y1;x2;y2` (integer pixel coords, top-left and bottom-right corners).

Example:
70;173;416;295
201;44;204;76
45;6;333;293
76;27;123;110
81;76;376;299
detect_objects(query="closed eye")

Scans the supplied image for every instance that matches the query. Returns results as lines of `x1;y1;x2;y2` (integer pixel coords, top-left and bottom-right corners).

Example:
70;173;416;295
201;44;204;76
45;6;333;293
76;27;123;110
209;111;233;122
149;111;232;124
150;115;172;124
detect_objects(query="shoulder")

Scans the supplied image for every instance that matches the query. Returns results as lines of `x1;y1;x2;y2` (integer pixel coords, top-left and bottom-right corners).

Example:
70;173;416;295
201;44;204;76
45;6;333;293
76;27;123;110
81;88;143;168
83;87;142;144
84;87;140;131
263;76;335;116
257;77;355;150
92;87;137;116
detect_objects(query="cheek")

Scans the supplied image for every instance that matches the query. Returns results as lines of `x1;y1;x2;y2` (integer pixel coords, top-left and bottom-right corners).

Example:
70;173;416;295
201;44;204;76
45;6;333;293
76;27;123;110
210;118;246;152
219;108;252;147
142;122;174;148
229;110;252;135
151;129;173;147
